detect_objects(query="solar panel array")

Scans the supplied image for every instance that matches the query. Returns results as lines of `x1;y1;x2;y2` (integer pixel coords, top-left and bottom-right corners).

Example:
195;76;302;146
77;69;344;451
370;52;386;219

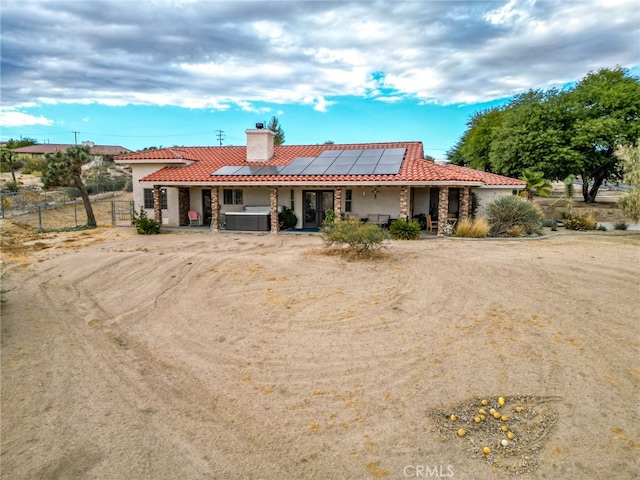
210;148;406;177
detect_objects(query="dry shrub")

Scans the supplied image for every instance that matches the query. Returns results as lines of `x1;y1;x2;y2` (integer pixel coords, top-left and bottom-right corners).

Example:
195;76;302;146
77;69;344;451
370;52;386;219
507;225;524;237
455;218;490;238
563;212;596;231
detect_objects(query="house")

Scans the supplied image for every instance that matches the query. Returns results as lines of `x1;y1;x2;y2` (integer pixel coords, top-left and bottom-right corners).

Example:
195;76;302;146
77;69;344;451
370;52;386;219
13;142;132;162
114;127;524;235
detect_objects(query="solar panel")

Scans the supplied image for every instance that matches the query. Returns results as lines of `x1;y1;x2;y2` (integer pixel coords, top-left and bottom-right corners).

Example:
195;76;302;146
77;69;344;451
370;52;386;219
252;166;281;175
360;148;385;157
210;148;406;177
378;155;404;165
355;155;379;164
211;165;243;176
374;163;402;175
383;148;406;156
289;157;316;166
277;163;308;175
333;156;357;165
324;163;354;175
312;156;336;165
317;150;341;158
348;163;377;175
339;149;363;157
301;164;330;175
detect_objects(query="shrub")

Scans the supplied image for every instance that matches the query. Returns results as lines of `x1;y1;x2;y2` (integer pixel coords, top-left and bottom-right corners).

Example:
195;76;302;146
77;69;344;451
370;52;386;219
596;224;607;231
389;218;421;240
486;195;543;237
455;217;489;238
507;225;524;237
132;207;160;234
542;218;556;228
20;156;48;175
563;212;596;231
322;217;389;256
613;221;628;230
3;180;18;192
278;207;298;229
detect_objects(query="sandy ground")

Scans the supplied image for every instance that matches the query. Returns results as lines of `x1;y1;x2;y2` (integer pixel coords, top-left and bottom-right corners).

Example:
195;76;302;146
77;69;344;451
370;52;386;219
1;224;639;479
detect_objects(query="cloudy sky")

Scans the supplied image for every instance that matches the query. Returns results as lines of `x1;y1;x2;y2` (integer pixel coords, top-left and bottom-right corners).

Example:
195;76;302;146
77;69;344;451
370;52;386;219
1;0;638;157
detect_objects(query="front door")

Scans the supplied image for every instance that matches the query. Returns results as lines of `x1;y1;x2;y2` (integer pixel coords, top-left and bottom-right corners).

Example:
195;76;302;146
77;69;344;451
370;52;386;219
303;190;334;228
202;189;212;227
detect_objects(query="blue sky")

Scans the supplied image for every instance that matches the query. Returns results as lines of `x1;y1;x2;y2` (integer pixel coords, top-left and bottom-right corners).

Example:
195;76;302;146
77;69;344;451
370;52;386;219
1;0;638;159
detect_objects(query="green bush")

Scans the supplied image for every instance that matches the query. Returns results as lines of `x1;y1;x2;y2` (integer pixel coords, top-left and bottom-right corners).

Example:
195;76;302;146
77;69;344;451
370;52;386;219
322;217;389;256
455;217;489;238
486;195;543;237
613;221;628;230
132;207;160;234
3;180;18;192
20;156;48;175
563;212;596;231
278;207;298;229
389;218;421;240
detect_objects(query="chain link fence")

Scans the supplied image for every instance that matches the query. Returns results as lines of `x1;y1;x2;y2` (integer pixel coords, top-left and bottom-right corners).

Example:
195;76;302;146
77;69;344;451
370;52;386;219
1;188;133;230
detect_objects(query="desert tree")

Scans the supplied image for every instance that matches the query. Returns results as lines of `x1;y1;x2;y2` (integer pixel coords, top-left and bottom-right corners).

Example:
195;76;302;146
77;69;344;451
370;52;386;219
266;116;285;146
42;145;97;228
0;147;25;185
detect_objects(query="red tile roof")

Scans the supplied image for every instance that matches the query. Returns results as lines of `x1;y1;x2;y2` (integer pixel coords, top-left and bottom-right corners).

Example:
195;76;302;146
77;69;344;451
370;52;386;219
116;142;524;187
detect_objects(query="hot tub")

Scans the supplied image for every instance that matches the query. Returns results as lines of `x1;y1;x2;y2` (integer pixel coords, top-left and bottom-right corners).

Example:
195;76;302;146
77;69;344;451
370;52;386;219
224;211;271;231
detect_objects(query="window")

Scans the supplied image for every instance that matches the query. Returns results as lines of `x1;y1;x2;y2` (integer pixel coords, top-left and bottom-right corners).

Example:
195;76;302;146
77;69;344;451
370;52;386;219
290;190;295;210
345;189;352;212
223;189;243;205
143;188;167;209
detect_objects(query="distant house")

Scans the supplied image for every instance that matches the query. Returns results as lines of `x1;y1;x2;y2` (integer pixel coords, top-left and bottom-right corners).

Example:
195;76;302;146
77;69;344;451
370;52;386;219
13;142;132;162
115;127;524;235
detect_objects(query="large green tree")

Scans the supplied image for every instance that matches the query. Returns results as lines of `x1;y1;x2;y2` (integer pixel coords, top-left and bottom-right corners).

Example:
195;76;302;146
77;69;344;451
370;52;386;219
266;116;285;146
489;89;581;180
448;67;640;202
448;107;503;171
569;68;640;202
42;145;97;228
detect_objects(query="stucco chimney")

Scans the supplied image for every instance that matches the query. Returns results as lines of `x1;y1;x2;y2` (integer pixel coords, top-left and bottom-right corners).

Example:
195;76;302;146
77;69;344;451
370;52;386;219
246;126;275;162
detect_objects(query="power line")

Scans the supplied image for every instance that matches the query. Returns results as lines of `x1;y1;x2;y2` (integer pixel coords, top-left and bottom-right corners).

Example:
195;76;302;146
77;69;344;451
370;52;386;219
215;129;225;146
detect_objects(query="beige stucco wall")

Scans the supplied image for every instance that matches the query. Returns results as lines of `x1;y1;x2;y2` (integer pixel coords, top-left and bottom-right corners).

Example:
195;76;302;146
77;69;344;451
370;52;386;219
472;187;518;217
131;164;168;212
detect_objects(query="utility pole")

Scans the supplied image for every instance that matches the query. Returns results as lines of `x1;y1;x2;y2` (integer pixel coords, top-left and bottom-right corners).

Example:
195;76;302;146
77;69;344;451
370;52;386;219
73;131;79;145
215;130;225;146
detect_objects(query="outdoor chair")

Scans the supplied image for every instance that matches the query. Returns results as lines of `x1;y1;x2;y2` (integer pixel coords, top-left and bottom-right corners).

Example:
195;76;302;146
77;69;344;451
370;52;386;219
427;214;438;232
188;210;202;226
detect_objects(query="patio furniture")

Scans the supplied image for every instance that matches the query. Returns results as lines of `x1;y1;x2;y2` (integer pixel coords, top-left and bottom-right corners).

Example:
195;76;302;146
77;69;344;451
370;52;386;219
188;210;202;226
366;214;391;227
426;214;437;232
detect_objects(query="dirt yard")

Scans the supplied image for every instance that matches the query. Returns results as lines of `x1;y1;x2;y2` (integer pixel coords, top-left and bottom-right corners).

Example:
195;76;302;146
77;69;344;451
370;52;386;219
1;223;639;479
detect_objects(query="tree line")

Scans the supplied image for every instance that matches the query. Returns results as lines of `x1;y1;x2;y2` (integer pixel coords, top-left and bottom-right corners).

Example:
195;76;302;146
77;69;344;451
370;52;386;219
447;67;640;202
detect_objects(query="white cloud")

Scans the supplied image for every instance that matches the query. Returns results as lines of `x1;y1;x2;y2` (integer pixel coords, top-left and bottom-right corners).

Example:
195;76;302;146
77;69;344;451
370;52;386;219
0;107;53;127
0;0;637;110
